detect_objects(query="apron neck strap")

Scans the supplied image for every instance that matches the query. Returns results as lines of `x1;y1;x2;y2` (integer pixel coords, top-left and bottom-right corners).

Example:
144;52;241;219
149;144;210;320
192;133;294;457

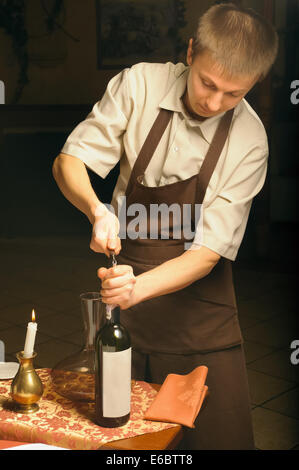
125;108;172;196
196;108;234;203
125;107;234;202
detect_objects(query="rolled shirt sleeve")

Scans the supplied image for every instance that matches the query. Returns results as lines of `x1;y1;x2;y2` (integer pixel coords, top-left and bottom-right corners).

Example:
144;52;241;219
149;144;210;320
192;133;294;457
61;69;132;178
191;140;269;261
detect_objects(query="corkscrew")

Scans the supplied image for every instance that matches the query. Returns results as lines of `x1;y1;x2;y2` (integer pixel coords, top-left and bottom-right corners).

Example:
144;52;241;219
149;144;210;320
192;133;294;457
108;249;117;268
106;249;117;318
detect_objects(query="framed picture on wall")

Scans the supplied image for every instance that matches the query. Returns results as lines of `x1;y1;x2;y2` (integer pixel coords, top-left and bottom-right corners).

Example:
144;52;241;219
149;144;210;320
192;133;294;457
95;0;186;69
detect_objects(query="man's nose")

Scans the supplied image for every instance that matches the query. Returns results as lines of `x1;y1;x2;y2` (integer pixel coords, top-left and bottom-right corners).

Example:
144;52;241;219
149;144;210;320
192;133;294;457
206;92;223;112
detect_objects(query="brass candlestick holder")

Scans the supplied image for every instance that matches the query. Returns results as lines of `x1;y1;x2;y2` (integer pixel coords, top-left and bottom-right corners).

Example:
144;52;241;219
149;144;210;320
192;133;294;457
10;351;43;414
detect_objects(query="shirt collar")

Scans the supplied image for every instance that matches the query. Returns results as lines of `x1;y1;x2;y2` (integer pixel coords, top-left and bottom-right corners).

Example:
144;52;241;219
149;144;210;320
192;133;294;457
159;66;188;114
159;65;239;144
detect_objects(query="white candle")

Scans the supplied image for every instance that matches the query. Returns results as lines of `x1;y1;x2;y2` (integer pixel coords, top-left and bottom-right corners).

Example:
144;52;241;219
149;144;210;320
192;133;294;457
23;309;37;358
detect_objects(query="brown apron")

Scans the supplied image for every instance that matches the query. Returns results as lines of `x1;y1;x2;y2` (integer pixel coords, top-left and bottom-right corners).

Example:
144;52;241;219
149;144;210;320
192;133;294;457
118;107;243;355
115;108;255;449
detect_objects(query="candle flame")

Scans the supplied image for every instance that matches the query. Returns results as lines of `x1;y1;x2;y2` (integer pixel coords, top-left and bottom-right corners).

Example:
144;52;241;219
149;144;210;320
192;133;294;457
32;309;36;322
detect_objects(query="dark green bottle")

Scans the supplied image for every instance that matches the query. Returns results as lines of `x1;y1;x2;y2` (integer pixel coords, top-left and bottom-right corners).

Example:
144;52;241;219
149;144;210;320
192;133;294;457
95;305;131;427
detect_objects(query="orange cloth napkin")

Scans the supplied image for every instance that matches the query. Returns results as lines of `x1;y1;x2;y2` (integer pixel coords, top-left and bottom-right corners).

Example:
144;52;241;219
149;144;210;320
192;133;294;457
144;366;208;428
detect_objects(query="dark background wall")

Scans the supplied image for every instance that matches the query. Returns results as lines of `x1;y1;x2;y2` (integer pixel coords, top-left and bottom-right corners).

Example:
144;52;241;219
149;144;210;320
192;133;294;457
0;0;298;262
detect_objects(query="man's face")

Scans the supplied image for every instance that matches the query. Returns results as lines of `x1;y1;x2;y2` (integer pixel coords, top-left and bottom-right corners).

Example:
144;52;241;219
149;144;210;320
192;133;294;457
183;40;258;120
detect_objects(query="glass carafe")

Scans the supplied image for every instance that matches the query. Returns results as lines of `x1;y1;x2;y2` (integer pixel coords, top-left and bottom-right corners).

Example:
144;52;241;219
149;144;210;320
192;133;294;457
50;292;105;402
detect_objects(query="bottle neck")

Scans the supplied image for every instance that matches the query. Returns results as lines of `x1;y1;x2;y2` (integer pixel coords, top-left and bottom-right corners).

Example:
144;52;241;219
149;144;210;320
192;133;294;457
81;293;102;350
106;305;120;324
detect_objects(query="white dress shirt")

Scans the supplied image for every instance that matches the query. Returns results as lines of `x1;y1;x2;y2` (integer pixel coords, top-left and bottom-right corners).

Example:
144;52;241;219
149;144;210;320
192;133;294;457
61;62;268;261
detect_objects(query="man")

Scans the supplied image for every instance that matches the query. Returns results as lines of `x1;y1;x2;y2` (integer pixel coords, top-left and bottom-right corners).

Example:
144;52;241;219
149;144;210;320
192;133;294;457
53;3;278;449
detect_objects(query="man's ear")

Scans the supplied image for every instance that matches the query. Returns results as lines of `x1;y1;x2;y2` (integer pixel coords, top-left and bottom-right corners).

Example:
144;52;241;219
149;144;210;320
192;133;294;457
186;38;193;66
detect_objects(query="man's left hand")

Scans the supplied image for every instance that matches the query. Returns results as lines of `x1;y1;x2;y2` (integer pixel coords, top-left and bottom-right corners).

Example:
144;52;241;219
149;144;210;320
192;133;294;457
97;265;137;310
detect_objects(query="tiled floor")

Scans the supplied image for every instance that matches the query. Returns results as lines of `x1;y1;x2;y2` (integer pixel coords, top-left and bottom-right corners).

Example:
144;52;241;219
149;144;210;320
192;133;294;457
0;231;298;450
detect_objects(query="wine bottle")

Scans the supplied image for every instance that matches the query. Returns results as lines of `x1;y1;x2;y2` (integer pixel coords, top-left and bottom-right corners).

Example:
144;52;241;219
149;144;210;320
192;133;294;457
95;304;131;427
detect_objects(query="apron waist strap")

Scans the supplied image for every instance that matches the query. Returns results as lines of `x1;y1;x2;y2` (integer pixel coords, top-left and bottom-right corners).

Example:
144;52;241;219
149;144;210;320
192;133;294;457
120;239;186;264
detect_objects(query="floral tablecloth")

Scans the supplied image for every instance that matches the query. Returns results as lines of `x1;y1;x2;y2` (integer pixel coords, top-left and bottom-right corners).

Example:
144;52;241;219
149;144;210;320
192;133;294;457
0;369;177;450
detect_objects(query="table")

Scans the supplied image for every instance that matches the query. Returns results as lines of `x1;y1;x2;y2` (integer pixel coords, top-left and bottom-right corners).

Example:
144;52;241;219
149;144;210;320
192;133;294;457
98;385;183;450
0;370;183;450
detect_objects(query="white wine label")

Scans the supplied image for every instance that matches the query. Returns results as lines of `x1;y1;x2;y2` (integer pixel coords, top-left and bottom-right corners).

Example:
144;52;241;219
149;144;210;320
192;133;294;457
102;348;131;418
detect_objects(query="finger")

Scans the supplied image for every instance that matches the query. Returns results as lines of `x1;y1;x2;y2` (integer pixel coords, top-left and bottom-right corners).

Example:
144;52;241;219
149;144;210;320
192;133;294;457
107;236;122;253
97;266;114;280
101;271;136;289
93;221;111;255
90;228;108;254
90;241;107;255
97;267;108;280
101;284;133;298
97;266;122;280
108;237;121;256
110;265;134;276
107;225;119;251
98;265;133;280
115;242;121;255
101;287;134;307
97;266;115;280
101;296;124;308
107;238;116;251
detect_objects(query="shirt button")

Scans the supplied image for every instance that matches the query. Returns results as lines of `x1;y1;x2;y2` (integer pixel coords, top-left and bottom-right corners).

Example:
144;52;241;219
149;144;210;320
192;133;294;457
174;146;179;152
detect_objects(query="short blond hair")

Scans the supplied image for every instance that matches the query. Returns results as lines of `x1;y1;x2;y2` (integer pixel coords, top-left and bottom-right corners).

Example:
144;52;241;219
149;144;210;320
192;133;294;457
192;3;279;80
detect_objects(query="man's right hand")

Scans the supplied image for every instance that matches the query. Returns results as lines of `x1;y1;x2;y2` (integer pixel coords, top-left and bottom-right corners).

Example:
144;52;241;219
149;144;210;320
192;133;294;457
90;204;121;256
